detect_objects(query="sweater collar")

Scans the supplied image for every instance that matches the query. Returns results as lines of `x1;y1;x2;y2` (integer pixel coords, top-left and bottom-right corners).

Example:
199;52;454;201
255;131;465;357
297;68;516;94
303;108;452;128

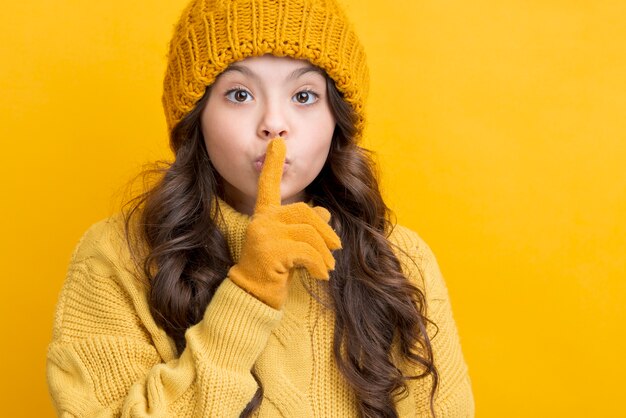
214;197;250;263
213;197;316;263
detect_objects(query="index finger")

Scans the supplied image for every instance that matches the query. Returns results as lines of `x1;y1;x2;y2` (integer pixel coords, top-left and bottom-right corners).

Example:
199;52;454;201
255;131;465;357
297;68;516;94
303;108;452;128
255;137;286;211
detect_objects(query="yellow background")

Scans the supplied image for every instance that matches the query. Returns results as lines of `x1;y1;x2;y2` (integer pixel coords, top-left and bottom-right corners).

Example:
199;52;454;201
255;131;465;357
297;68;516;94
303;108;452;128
1;0;624;416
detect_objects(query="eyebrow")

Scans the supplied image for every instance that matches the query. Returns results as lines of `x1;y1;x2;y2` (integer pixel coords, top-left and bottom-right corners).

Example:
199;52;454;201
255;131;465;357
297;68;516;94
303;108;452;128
220;64;325;81
221;65;255;78
287;66;325;80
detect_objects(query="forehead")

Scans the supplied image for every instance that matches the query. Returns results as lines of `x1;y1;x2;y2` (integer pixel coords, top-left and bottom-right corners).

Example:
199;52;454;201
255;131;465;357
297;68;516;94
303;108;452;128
218;55;326;80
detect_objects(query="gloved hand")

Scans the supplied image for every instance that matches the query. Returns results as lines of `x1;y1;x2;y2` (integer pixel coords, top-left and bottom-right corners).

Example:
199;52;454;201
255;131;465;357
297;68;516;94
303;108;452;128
227;137;342;309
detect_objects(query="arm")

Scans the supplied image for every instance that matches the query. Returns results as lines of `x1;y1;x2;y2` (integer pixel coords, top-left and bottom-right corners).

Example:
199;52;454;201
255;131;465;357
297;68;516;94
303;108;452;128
47;138;338;417
415;237;475;417
389;226;474;417
46;222;282;417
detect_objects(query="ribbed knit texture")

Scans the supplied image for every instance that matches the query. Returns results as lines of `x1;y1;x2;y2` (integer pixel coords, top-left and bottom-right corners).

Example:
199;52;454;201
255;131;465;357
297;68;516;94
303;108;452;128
47;201;474;416
162;0;369;140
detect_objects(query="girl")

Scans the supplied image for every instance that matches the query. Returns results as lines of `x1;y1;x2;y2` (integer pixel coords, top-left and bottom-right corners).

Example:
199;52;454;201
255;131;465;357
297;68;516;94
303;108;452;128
46;0;474;416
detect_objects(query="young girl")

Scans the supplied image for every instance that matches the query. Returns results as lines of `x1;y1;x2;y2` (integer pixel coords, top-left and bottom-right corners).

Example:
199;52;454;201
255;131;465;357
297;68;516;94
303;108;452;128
47;0;474;416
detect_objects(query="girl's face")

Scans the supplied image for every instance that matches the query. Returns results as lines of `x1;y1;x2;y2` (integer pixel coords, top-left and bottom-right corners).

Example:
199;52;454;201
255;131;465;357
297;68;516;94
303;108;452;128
201;55;336;215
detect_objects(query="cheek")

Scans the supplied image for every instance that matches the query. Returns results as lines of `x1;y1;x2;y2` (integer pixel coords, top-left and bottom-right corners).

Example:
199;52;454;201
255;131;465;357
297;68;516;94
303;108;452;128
202;108;232;142
304;103;335;138
302;120;334;170
320;104;337;139
318;113;336;153
201;104;242;159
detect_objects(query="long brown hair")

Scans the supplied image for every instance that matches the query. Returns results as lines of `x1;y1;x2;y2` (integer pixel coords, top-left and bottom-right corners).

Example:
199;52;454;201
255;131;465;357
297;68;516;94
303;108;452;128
123;74;439;417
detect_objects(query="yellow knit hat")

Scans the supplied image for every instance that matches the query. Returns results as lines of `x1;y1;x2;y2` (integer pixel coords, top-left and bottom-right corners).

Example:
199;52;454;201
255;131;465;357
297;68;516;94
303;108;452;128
162;0;369;140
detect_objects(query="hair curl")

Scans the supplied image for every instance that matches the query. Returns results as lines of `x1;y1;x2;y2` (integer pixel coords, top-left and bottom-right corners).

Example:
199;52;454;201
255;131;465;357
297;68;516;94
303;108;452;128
123;75;439;417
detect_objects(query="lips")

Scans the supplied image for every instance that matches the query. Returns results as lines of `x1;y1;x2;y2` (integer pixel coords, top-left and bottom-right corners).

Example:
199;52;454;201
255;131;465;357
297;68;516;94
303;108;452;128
254;154;290;172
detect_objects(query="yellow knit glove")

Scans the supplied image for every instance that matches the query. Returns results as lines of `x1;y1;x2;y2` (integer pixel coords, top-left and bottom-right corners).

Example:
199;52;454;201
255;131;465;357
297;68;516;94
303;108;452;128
228;138;342;309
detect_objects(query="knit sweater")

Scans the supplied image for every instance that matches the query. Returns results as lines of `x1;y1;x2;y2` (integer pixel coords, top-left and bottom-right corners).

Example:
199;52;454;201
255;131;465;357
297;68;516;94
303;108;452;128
47;201;474;417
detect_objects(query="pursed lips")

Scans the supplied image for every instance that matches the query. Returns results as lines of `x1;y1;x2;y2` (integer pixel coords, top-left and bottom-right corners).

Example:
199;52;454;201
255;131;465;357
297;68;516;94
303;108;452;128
253;153;291;173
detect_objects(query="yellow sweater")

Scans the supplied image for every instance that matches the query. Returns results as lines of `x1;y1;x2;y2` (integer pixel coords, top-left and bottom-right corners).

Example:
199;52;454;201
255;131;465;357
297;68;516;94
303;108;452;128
47;201;474;417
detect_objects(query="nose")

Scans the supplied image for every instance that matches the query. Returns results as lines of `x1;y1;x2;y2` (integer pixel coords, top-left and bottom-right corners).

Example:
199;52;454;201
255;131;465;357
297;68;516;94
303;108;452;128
257;100;289;140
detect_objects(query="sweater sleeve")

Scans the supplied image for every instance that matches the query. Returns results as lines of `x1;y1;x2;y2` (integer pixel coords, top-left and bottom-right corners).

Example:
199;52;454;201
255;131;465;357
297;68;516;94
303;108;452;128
46;219;282;417
415;236;475;417
389;226;474;417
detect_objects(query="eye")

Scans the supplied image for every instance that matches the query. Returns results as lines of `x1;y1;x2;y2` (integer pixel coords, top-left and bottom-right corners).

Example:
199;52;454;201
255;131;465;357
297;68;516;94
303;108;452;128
225;88;253;103
293;90;318;105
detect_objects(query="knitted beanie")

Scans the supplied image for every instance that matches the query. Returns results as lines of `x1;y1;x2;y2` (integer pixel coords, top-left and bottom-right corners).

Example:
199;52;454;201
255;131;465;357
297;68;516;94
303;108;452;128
162;0;369;141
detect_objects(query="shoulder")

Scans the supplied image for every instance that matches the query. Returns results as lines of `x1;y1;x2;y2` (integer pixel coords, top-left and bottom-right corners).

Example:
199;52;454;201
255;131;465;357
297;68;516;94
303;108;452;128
51;212;152;342
387;224;424;256
389;225;475;416
57;213;142;311
387;224;450;301
61;211;150;308
63;211;143;289
68;212;144;280
70;213;126;263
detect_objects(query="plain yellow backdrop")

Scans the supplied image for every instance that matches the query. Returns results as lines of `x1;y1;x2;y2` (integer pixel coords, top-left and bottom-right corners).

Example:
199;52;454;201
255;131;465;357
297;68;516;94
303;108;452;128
1;0;625;416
